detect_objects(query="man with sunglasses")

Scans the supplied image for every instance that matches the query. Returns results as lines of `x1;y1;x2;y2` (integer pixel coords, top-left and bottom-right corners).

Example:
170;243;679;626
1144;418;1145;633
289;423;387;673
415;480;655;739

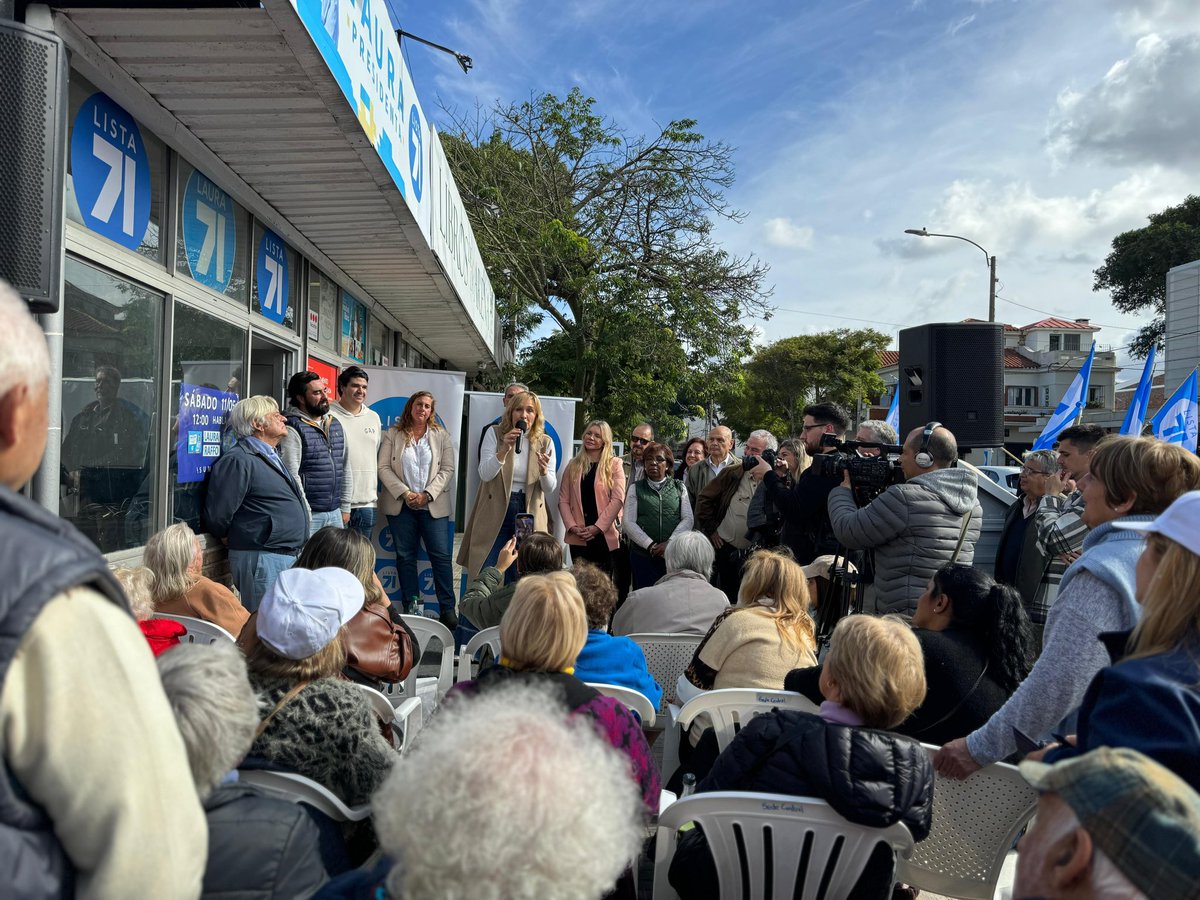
615;423;655;602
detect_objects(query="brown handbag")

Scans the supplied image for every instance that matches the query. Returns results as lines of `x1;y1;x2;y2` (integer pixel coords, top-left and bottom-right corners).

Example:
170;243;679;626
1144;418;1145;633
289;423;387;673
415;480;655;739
344;605;415;683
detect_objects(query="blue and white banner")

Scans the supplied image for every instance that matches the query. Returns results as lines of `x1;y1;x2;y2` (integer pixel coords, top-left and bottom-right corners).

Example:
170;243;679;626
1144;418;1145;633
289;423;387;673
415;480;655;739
1119;345;1156;437
70;92;152;250
1033;342;1096;451
1150;369;1198;453
884;389;899;433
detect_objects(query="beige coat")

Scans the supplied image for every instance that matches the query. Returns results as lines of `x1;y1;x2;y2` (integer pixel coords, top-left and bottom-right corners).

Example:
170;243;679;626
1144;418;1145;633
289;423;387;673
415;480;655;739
457;426;552;579
377;426;457;519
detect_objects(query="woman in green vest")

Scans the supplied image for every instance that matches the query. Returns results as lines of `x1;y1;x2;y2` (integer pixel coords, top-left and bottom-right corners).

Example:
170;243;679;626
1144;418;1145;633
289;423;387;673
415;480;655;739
622;442;694;589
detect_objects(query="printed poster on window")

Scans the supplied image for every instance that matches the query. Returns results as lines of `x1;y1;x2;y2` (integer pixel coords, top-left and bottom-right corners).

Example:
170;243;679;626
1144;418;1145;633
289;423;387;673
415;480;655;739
341;293;366;362
177;383;239;483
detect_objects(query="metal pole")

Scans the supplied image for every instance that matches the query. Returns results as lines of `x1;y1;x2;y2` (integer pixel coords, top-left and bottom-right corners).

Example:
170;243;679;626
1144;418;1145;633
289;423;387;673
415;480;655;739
33;305;64;514
988;255;997;323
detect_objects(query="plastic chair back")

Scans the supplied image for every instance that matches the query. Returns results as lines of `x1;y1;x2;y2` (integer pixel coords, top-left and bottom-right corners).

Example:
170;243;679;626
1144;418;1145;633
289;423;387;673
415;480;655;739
237;769;370;822
400;615;455;701
626;633;701;717
653;792;913;900
153;613;235;644
456;625;501;683
586;682;657;728
895;744;1038;900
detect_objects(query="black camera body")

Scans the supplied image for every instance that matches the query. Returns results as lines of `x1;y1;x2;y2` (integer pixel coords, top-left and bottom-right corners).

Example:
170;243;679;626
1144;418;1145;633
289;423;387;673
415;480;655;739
813;435;905;505
742;448;777;471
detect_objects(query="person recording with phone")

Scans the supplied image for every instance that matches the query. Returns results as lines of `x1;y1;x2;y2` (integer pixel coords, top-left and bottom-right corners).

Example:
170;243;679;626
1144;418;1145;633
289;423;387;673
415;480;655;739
459;532;563;631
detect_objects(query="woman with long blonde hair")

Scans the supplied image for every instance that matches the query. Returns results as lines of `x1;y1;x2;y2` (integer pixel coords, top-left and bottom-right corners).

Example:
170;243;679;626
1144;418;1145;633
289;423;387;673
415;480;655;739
1041;491;1200;789
559;420;625;573
378;389;457;626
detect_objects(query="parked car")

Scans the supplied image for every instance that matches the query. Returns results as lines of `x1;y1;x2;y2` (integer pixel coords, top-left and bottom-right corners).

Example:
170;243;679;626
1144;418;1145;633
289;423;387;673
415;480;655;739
976;465;1020;494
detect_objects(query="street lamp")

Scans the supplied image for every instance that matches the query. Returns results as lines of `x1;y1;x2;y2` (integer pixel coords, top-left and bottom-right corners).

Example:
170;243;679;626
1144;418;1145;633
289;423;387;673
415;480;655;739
395;29;473;74
904;227;998;323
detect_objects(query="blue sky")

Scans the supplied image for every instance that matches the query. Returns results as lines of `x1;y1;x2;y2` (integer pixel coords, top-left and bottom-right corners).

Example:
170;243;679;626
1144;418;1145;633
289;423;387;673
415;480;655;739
387;0;1200;372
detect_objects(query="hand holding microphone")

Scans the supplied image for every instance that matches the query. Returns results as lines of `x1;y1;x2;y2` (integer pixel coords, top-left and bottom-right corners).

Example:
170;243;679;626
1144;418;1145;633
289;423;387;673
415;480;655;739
514;419;527;454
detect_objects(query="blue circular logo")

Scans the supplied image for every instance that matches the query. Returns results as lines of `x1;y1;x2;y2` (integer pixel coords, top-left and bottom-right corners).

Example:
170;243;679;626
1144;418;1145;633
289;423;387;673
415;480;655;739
408;104;424;203
70;93;151;250
182;169;237;291
255;228;289;324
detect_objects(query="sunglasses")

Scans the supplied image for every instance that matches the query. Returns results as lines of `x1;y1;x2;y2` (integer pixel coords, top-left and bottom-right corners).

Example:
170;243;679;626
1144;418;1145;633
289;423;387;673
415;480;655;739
630;436;650;445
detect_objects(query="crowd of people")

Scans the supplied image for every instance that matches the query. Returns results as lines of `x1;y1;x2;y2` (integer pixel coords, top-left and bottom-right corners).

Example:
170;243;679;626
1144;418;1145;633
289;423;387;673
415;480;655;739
3;275;1200;899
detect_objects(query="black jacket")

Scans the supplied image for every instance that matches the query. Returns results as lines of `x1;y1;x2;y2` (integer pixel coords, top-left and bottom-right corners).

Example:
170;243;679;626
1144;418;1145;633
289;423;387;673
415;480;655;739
761;465;839;565
203;440;308;553
203;783;329;898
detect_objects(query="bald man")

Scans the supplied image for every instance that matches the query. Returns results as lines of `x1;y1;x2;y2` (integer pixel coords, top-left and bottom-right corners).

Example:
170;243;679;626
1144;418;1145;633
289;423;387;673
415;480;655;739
827;423;982;614
685;425;740;511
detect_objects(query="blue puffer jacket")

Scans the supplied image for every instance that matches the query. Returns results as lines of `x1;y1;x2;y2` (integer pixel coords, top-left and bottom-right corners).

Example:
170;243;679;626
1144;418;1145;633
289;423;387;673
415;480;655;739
285;409;346;514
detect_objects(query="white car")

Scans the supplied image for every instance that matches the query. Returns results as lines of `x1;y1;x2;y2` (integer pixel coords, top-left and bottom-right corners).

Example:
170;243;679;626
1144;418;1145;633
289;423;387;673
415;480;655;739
976;465;1020;494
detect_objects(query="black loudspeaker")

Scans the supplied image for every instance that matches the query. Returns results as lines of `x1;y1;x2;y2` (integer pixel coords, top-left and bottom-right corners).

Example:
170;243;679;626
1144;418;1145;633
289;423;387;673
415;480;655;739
0;19;68;313
898;322;1004;448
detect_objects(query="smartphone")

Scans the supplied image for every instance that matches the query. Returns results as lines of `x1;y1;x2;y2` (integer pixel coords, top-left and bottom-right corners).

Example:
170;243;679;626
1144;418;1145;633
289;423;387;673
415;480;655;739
514;513;535;546
1012;726;1044;755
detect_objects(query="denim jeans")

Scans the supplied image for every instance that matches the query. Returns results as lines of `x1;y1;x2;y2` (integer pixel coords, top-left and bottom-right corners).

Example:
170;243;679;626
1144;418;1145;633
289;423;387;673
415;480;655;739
629;550;667;591
386;507;455;614
228;549;298;613
482;491;524;586
309;508;344;536
347;506;376;541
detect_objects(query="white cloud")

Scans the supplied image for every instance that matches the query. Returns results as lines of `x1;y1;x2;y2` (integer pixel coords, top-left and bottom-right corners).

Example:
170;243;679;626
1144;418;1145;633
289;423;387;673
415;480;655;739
763;217;815;250
947;14;976;36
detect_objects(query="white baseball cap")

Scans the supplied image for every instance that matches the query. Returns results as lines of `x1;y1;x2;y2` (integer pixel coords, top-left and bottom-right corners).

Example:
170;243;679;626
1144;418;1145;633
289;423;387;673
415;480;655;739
257;567;364;660
1112;490;1200;557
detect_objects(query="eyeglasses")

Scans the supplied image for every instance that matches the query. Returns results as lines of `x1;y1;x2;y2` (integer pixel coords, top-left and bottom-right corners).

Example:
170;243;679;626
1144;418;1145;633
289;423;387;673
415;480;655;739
644;456;668;463
630;436;650;445
1020;467;1048;476
801;424;825;432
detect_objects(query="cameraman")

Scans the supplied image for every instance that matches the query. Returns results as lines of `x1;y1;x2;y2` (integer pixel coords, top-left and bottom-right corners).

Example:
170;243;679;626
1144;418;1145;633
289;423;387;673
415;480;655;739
751;402;851;566
827;423;981;615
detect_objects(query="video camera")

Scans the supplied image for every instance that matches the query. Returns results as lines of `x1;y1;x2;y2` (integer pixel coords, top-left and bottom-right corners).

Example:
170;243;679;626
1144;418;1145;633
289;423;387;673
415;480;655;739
812;434;905;506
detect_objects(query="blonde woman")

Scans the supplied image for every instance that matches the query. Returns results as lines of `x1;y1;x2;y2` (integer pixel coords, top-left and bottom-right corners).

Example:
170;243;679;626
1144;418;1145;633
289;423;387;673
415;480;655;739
378;390;457;626
559;420;626;573
143;522;249;637
458;391;557;586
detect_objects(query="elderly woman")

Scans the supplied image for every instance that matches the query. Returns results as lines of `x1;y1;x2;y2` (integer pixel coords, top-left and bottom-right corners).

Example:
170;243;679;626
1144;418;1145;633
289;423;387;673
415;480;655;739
144;522;249;638
244;567;395;805
459;391;557;586
157;642;329;896
622;441;693;590
610;531;730;636
114;565;183;657
377;390;457;625
570;561;662;710
559;420;625;574
1043;491;1200;790
936;436;1200;778
451;571;660;814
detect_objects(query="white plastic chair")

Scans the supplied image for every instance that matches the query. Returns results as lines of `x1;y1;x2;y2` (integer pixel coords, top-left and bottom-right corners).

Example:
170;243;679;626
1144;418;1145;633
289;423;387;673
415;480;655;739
354;683;422;754
626;633;702;718
586;682;657;728
896;744;1038;900
653;791;914;899
153;613;235;644
455;626;501;684
237;769;370;822
400;615;456;701
661;688;820;780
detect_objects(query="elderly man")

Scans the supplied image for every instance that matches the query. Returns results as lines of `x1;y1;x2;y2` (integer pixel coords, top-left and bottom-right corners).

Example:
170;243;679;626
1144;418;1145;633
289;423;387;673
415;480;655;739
696;429;777;602
0;283;205;896
329;365;381;540
204;396;308;611
622;421;655;487
280;370;352;534
854;419;898;456
827;422;982;615
685;425;740;510
1016;747;1200;900
611;531;730;635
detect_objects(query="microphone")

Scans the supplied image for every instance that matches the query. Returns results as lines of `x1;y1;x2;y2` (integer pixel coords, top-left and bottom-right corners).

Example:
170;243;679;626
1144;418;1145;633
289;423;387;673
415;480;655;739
515;419;527;454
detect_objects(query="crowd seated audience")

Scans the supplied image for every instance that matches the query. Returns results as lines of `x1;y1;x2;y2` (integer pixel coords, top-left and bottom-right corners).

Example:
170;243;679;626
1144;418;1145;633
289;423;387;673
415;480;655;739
242;566;395;805
1044;490;1200;789
570;560;663;710
670;614;933;900
609;530;730;636
157;641;329;898
1016;747;1200;900
937;436;1200;778
144;521;249;637
459;530;562;629
114;564;185;656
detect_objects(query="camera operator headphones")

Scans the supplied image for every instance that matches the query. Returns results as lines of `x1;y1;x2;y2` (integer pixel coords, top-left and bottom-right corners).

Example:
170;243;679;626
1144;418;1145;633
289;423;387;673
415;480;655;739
914;421;942;468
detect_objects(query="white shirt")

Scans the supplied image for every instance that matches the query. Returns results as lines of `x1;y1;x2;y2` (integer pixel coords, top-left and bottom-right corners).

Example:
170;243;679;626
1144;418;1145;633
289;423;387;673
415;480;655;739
478;426;558;494
400;432;433;493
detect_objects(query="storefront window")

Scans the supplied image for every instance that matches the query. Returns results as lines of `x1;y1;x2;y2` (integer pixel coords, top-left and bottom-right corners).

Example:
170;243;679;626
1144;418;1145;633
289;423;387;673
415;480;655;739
66;73;167;264
369;316;390;365
340;291;367;363
251;221;298;331
60;257;163;553
175;158;250;305
170;303;246;532
309;267;339;351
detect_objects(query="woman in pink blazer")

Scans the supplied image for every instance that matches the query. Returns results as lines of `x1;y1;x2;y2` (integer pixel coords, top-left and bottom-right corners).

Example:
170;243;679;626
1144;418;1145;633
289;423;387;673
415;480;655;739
559;420;626;575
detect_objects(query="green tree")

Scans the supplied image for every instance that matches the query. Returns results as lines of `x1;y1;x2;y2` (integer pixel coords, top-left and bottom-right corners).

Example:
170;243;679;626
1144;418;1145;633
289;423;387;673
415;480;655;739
720;330;889;439
441;88;769;427
1094;194;1200;358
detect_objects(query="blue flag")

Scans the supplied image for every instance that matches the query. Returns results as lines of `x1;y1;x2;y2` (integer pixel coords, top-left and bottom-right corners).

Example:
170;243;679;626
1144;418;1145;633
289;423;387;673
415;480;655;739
1120;345;1156;437
1033;342;1096;451
885;388;899;433
1150;370;1198;453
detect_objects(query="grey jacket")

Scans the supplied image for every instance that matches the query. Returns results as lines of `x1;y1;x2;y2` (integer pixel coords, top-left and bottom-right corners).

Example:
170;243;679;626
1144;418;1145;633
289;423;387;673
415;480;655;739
610;570;730;636
827;467;982;614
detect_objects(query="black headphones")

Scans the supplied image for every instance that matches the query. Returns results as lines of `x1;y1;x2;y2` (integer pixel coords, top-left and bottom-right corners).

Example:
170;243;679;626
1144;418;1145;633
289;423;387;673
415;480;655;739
914;421;942;468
